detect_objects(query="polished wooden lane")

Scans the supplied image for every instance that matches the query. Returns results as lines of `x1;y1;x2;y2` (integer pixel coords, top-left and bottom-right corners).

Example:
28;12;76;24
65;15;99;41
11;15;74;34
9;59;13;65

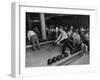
26;43;89;67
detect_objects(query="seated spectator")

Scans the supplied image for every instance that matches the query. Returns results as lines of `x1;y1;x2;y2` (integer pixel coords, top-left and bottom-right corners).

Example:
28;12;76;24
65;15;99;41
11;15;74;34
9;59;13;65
80;27;89;51
84;32;89;51
72;29;81;47
67;26;73;38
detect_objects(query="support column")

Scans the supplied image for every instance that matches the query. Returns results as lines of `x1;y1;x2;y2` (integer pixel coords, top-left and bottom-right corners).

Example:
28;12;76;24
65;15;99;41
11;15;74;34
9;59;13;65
40;13;47;40
27;14;31;29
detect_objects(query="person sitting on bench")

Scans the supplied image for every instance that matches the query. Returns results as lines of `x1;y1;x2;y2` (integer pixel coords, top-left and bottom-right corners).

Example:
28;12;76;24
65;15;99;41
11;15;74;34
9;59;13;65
72;28;81;47
80;28;89;51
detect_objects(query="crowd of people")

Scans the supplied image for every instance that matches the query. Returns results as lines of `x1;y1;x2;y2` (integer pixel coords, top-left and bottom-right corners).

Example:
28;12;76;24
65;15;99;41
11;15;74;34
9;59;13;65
53;25;89;54
27;24;89;53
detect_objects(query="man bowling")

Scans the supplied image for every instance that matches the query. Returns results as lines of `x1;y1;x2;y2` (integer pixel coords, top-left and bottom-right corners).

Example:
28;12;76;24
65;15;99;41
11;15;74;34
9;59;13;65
27;28;40;51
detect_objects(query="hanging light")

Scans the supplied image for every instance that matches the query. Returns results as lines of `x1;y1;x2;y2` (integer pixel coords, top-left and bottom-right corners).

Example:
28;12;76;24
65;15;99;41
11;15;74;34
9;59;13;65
32;20;40;23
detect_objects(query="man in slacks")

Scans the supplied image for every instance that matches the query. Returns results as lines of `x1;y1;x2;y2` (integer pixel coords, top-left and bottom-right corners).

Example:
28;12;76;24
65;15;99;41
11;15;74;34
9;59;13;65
27;29;40;51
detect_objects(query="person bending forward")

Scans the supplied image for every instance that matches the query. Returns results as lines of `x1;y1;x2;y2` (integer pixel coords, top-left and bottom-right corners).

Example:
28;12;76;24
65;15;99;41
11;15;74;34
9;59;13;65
27;29;40;51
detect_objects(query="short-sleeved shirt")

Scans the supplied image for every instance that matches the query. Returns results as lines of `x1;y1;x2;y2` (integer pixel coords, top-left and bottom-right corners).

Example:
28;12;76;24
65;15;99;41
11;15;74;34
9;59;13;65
59;29;68;41
84;33;89;40
72;32;81;44
67;30;73;37
27;30;36;40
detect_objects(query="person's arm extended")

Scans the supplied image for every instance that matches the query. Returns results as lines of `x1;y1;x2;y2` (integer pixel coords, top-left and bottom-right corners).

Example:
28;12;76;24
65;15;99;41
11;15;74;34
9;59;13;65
55;33;63;44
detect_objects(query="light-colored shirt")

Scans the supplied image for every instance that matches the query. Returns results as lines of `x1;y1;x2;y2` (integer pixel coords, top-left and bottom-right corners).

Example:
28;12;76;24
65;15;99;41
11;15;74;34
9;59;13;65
27;30;36;40
67;30;73;37
72;32;81;44
60;30;68;41
55;29;68;44
84;33;89;40
56;27;59;32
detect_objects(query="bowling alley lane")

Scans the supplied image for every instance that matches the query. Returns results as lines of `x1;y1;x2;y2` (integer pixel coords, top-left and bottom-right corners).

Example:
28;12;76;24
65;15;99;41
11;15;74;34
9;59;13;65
26;43;61;67
26;42;89;67
69;53;89;65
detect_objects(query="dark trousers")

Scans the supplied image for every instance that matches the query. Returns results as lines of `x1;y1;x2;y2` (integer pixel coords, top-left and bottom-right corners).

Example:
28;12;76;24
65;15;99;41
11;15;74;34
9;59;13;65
83;40;89;51
61;39;73;54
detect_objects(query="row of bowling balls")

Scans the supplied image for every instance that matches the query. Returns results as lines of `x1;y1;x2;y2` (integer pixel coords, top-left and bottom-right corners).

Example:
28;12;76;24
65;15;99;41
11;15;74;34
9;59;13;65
47;46;82;65
70;47;82;55
47;53;68;65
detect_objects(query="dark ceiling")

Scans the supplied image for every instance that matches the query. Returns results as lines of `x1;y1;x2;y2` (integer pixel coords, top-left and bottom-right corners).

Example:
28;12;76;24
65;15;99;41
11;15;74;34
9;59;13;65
26;12;89;27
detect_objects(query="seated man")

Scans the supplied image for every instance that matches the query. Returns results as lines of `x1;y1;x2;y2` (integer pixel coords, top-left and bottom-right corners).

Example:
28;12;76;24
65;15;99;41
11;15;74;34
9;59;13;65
83;32;89;51
27;28;40;51
61;28;81;54
54;26;73;54
67;25;73;38
79;28;89;51
72;29;81;47
54;26;68;44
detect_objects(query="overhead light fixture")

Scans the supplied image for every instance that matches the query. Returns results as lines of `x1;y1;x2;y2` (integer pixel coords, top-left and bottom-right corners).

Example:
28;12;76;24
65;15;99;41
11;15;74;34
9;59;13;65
32;20;40;22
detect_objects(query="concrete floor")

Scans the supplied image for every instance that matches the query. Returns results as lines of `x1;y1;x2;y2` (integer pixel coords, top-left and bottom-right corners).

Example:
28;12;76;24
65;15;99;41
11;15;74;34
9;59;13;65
25;43;89;67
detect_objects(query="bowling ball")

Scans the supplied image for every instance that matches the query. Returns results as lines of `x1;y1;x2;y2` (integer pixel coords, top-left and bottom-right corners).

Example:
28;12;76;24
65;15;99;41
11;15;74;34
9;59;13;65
77;47;79;51
72;49;76;54
78;47;81;51
74;48;78;53
47;58;52;65
64;53;68;57
57;55;61;61
77;47;80;51
76;48;79;52
52;57;57;63
61;54;65;59
79;47;82;51
70;50;73;55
